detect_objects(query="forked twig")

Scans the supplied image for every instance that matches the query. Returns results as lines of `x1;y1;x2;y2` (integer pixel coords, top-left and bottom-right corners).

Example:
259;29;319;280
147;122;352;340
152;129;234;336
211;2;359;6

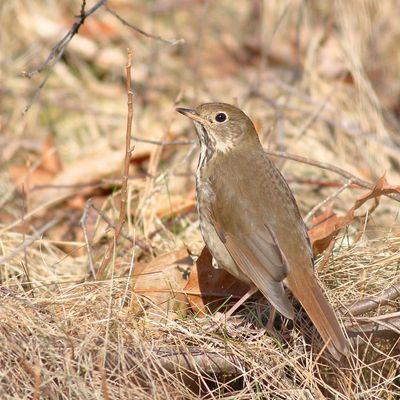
90;203;151;252
22;0;107;113
22;0;182;113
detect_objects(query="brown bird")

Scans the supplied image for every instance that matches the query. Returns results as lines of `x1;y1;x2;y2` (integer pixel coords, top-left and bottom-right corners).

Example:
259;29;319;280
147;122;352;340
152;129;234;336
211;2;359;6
177;103;349;359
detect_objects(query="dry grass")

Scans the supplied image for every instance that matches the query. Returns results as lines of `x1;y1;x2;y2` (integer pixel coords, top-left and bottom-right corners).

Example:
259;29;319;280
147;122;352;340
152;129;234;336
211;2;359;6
1;1;400;398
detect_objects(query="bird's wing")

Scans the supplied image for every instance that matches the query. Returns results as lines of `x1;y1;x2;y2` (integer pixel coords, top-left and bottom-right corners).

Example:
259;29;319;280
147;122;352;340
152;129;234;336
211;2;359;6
211;209;295;319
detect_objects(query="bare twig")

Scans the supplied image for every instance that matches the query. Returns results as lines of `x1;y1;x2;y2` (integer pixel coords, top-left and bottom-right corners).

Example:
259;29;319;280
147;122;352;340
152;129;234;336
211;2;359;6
90;203;151;252
252;89;400;161
106;7;184;46
0;217;60;265
342;282;400;317
97;49;134;278
131;134;400;204
22;0;108;113
131;135;195;146
346;317;400;339
304;179;353;223
21;0;185;114
265;150;400;203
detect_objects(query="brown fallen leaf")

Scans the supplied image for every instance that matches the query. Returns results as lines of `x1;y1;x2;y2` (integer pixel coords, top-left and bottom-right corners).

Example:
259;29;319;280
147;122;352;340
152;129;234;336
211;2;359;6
309;175;400;254
131;248;192;320
29;150;127;209
185;247;250;315
40;135;63;174
9;134;63;190
153;194;196;219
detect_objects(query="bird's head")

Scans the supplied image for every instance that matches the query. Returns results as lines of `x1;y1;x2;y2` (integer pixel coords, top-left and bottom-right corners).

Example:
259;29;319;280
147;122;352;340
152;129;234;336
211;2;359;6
177;103;259;153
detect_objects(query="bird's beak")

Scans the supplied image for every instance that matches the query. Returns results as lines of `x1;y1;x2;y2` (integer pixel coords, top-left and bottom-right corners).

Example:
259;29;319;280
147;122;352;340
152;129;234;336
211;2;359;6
176;108;210;126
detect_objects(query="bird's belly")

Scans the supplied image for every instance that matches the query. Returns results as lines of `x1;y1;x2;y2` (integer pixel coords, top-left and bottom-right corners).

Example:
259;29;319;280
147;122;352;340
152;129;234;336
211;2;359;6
196;176;252;284
198;210;252;284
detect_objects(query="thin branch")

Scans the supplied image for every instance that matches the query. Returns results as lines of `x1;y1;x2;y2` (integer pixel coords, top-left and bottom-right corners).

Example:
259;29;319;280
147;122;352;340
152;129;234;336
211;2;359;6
252;89;400;161
90;203;151;252
106;7;184;46
0;217;60;265
342;282;400;317
21;0;186;114
131;134;400;203
131;135;195;146
265;150;400;203
22;0;108;113
97;49;134;278
346;316;400;340
304;179;353;223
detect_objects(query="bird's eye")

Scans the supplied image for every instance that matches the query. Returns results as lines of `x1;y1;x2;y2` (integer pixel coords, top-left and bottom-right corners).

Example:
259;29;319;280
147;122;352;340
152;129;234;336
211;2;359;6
215;112;227;123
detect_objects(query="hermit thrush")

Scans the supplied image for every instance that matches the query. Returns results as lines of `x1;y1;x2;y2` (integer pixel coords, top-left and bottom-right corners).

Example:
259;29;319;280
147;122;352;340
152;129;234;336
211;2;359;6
177;103;348;359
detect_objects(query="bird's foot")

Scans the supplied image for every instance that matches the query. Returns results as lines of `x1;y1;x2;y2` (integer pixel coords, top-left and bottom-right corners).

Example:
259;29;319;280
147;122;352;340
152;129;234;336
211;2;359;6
265;306;277;332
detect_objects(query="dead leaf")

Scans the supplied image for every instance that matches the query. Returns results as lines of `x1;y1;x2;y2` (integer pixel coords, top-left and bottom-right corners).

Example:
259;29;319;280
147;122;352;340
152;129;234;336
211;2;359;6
29;150;126;209
131;248;192;320
185;247;250;315
152;194;196;219
40;135;63;174
309;176;400;254
9;134;63;190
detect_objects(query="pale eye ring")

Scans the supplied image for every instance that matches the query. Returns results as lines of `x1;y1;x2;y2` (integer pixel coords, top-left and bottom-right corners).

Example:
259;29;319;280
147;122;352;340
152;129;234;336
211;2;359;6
215;112;228;123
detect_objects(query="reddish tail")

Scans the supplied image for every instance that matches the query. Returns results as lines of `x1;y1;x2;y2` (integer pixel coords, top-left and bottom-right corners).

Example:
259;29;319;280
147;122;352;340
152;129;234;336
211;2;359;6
286;270;349;360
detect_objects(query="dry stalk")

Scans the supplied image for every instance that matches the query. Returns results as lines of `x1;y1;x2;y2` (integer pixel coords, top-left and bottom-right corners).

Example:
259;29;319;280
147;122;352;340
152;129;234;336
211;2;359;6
97;49;134;278
90;202;151;252
0;217;60;265
80;198;96;279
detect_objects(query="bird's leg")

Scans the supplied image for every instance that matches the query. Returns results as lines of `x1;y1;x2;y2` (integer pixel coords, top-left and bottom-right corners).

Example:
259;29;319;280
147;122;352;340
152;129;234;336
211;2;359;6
265;306;277;331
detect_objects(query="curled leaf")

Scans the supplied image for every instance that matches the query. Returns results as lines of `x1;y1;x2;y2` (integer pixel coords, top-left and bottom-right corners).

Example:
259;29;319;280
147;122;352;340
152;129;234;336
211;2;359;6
309;175;400;254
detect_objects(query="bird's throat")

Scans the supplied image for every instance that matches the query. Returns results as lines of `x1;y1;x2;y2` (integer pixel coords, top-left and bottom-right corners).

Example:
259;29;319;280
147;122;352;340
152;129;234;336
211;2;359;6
195;123;215;171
